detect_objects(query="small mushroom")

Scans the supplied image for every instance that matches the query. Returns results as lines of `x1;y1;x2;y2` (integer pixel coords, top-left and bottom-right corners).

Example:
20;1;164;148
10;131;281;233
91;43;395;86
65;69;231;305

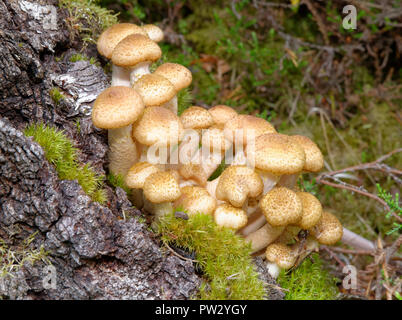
310;211;343;245
125;162;161;208
111;34;162;85
265;243;298;278
174;186;217;216
215;165;263;208
214;203;248;231
141;24;164;42
296;191;323;230
153;63;192;114
208;105;238;128
133;73;176;107
91;86;144;176
143;171;181;220
97;23;148;86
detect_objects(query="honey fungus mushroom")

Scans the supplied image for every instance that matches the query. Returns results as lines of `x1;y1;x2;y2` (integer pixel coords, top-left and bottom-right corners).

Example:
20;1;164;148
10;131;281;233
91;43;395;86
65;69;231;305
112;34;162;85
97;23;148;86
91;86;144;176
214;203;248;231
174;186;217;216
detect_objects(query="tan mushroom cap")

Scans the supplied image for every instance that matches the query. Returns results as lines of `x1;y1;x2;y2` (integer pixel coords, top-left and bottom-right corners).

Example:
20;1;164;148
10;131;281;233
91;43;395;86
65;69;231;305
97;23;147;59
179;163;208;187
216;165;263;207
180;106;215;130
260;187;303;227
249;133;306;175
141;24;164;42
224;115;276;145
201;126;231;152
111;34;162;68
125;162;161;189
143;171;181;203
208;105;238;127
132;106;183;146
290;135;324;172
92;86;144;129
265;243;297;270
154;63;192;92
296;192;323;230
214;203;248;230
174;186;216;216
311;211;343;245
133;74;176;106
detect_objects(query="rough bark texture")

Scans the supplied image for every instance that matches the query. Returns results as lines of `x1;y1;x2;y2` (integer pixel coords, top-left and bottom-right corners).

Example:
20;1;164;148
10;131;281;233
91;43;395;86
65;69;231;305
0;0;283;300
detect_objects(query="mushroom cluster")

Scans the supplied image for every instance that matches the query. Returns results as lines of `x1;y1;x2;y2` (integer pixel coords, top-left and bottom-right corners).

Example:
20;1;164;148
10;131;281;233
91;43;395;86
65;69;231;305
91;23;343;279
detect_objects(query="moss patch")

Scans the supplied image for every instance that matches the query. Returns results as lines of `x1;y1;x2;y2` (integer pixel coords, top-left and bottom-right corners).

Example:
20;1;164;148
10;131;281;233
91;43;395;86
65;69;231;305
24;123;107;204
157;212;266;300
278;253;339;300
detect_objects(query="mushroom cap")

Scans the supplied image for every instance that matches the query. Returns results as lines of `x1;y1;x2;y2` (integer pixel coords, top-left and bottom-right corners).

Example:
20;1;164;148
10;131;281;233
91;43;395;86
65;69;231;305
141;24;164;42
265;243;296;270
179;163;208;187
180;106;215;130
216;165;264;207
224;115;276;145
201;126;231;152
143;171;181;203
174;186;217;216
97;23;147;59
208;105;238;127
133;106;183;146
133;74;176;106
260;187;303;227
214;203;248;230
249;133;306;175
311;211;343;245
290;135;324;172
125;162;161;189
154;63;192;92
296;192;323;230
92;86;144;129
111;34;162;68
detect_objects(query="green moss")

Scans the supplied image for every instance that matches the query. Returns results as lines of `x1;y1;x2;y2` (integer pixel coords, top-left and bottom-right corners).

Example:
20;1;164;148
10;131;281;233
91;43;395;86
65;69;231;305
0;232;50;278
107;173;130;194
70;53;99;66
49;87;65;105
177;88;194;115
59;0;118;44
278;253;339;300
157;212;266;300
24;123;107;204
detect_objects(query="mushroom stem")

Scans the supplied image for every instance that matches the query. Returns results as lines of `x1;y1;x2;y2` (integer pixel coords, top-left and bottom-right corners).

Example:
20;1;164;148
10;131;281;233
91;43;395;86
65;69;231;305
238;209;267;237
143;197;174;221
129;61;151;85
111;65;132;87
244;223;285;254
162;96;178;115
277;173;299;189
265;262;281;279
256;169;280;194
341;227;375;251
108;126;138;176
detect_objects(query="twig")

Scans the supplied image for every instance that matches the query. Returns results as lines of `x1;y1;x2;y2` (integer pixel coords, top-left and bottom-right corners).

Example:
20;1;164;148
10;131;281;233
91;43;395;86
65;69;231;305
163;241;198;263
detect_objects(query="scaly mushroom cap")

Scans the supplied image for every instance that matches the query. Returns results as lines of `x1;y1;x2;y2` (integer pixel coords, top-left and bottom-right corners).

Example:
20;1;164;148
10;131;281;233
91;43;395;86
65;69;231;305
224;115;276;145
141;24;164;42
216;165;263;207
97;23;147;59
174;186;216;216
154;63;192;92
290;135;324;172
214;203;248;230
179;163;208;187
296;192;323;230
111;34;162;68
180;106;215;130
143;171;181;203
92;86;144;129
265;243;297;270
132;106;183;146
125;162;161;189
201;126;231;152
133;74;176;106
260;187;303;227
249;133;306;175
311;211;343;245
208;105;238;127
